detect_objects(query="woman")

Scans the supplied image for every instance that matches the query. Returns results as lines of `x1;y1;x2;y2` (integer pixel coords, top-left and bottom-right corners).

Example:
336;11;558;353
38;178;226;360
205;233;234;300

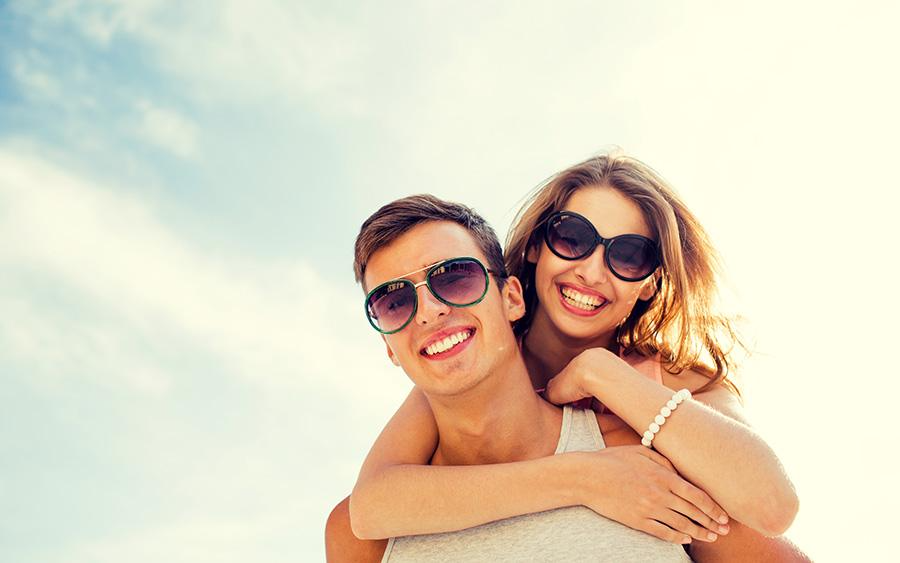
327;151;801;561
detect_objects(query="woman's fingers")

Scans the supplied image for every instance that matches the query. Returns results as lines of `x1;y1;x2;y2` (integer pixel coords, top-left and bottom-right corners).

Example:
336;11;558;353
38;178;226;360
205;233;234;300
636;519;692;545
544;371;587;405
666;494;730;537
668;475;729;527
633;446;729;532
580;446;730;545
654;504;718;543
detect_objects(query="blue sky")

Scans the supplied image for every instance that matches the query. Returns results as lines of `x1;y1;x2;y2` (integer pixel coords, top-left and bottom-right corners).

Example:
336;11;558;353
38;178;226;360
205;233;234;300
2;1;898;561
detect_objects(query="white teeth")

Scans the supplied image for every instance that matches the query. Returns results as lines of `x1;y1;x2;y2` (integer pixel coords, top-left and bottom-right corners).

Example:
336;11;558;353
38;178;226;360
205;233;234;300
424;330;472;356
561;287;604;310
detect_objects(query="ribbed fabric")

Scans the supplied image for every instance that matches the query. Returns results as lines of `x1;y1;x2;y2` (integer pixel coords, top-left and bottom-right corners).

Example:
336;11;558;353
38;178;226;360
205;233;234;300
381;406;691;562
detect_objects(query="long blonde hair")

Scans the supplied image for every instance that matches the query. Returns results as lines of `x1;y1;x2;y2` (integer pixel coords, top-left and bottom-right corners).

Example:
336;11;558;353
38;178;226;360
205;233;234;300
505;150;743;394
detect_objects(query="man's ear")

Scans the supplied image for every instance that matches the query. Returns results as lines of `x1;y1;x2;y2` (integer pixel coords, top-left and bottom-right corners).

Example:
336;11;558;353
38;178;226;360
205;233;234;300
382;335;401;366
502;275;527;322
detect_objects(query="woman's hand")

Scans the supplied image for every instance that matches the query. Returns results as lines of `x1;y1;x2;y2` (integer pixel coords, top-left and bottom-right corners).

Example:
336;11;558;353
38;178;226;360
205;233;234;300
544;347;623;405
570;447;730;544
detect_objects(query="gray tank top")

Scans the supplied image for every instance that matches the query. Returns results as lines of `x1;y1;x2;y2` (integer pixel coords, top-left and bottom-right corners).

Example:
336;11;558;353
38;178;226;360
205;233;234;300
381;406;692;562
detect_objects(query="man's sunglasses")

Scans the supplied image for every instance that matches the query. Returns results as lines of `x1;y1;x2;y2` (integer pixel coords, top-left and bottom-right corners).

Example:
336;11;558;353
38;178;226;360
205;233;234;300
365;257;499;334
544;210;660;282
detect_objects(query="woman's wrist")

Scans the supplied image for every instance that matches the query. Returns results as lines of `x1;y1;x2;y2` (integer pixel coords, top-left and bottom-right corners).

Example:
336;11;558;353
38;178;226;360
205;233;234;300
549;451;595;507
579;355;622;402
575;348;635;399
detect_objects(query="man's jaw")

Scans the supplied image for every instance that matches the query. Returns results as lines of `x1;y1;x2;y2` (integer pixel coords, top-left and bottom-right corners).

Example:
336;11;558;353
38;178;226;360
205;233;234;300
419;326;477;360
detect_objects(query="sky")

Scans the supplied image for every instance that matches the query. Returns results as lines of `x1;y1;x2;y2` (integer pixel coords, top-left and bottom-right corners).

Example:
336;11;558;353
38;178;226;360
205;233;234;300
1;1;898;561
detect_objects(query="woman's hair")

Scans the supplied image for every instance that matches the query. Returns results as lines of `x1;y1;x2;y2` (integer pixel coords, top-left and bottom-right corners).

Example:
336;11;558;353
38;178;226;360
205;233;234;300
505;150;744;394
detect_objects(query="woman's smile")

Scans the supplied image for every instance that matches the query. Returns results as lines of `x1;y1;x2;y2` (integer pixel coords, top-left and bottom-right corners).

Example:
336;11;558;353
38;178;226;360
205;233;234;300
557;283;609;316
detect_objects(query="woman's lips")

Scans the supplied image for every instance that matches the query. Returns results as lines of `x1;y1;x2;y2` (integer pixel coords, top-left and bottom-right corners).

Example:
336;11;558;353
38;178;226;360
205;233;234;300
557;284;607;317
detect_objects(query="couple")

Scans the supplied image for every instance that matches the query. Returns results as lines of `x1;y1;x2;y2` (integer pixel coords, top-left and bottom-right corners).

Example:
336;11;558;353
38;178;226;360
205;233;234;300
326;152;808;561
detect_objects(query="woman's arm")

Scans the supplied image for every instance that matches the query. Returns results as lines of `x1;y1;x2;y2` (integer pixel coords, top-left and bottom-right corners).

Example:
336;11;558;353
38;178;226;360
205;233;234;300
545;348;799;536
348;387;728;543
689;519;811;562
350;386;576;539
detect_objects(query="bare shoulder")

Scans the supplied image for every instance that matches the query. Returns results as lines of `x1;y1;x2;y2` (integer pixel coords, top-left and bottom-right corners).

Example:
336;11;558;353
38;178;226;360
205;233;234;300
660;364;718;393
355;386;439;484
662;368;749;425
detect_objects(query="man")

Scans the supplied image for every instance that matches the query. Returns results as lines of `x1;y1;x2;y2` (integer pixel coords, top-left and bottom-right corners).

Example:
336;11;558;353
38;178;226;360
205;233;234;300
326;194;809;562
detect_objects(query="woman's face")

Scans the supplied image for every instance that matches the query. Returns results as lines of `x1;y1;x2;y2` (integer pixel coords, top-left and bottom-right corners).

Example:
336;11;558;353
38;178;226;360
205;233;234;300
528;186;658;345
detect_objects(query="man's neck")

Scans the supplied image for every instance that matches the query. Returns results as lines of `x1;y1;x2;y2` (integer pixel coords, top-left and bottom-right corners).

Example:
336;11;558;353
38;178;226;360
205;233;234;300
427;354;562;466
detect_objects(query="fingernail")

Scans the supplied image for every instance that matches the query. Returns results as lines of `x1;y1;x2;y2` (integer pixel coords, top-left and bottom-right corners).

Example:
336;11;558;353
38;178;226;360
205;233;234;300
683;537;692;544
718;525;729;534
707;532;718;541
717;515;729;524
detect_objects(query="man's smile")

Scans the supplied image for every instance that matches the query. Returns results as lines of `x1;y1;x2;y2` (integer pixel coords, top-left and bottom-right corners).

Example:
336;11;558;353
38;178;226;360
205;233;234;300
419;326;477;359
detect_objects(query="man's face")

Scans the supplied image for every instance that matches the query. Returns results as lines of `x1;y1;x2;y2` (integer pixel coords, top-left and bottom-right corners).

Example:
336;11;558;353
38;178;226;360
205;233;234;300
363;221;525;397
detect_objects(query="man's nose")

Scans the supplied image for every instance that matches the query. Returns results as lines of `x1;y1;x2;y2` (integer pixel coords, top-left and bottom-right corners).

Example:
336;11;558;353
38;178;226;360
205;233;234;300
573;246;609;286
414;281;450;325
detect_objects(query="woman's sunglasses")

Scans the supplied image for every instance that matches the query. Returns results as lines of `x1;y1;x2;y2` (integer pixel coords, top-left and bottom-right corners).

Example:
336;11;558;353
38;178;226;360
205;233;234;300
365;257;498;334
544;211;660;282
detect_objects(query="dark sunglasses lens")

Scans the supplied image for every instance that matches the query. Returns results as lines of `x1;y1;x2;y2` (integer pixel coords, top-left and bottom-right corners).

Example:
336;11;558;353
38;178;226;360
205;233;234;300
429;259;488;305
367;281;415;333
548;214;595;258
608;237;657;280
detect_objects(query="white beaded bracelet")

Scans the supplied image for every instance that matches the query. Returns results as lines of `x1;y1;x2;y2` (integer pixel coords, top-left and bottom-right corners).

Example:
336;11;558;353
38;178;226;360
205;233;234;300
641;388;692;448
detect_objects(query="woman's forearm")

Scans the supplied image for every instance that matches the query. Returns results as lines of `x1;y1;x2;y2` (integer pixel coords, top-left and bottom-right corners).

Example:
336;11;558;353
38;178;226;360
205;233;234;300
690;519;812;562
351;386;580;540
350;454;580;539
586;367;798;536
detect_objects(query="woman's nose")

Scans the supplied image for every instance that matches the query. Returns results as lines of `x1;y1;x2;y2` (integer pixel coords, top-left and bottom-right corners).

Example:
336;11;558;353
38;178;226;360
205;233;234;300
573;246;609;286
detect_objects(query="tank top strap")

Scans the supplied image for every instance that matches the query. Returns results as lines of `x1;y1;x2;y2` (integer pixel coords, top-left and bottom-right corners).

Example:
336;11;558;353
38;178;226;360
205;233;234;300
556;406;606;453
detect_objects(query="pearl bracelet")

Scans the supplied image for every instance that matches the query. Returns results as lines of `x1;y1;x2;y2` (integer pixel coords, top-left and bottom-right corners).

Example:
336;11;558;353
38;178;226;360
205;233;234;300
641;388;692;448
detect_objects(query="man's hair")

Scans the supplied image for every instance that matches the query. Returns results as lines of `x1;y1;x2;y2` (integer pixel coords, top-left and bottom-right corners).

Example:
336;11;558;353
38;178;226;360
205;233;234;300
354;194;508;289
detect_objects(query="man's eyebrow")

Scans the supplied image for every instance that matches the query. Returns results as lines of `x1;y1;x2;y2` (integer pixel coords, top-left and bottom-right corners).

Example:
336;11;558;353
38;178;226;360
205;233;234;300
365;260;438;293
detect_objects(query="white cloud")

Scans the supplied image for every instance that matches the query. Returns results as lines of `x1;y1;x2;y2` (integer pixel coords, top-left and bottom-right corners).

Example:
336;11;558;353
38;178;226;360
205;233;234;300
42;0;162;45
0;293;174;395
10;50;61;99
50;511;308;563
0;146;405;403
0;145;410;561
134;100;198;159
39;0;366;110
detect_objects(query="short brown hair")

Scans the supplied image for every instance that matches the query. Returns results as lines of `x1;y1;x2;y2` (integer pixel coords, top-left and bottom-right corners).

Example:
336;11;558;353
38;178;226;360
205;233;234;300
354;194;507;289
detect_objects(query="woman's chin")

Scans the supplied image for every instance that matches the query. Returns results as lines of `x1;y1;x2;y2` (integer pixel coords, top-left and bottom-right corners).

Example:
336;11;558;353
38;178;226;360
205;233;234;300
549;311;615;344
